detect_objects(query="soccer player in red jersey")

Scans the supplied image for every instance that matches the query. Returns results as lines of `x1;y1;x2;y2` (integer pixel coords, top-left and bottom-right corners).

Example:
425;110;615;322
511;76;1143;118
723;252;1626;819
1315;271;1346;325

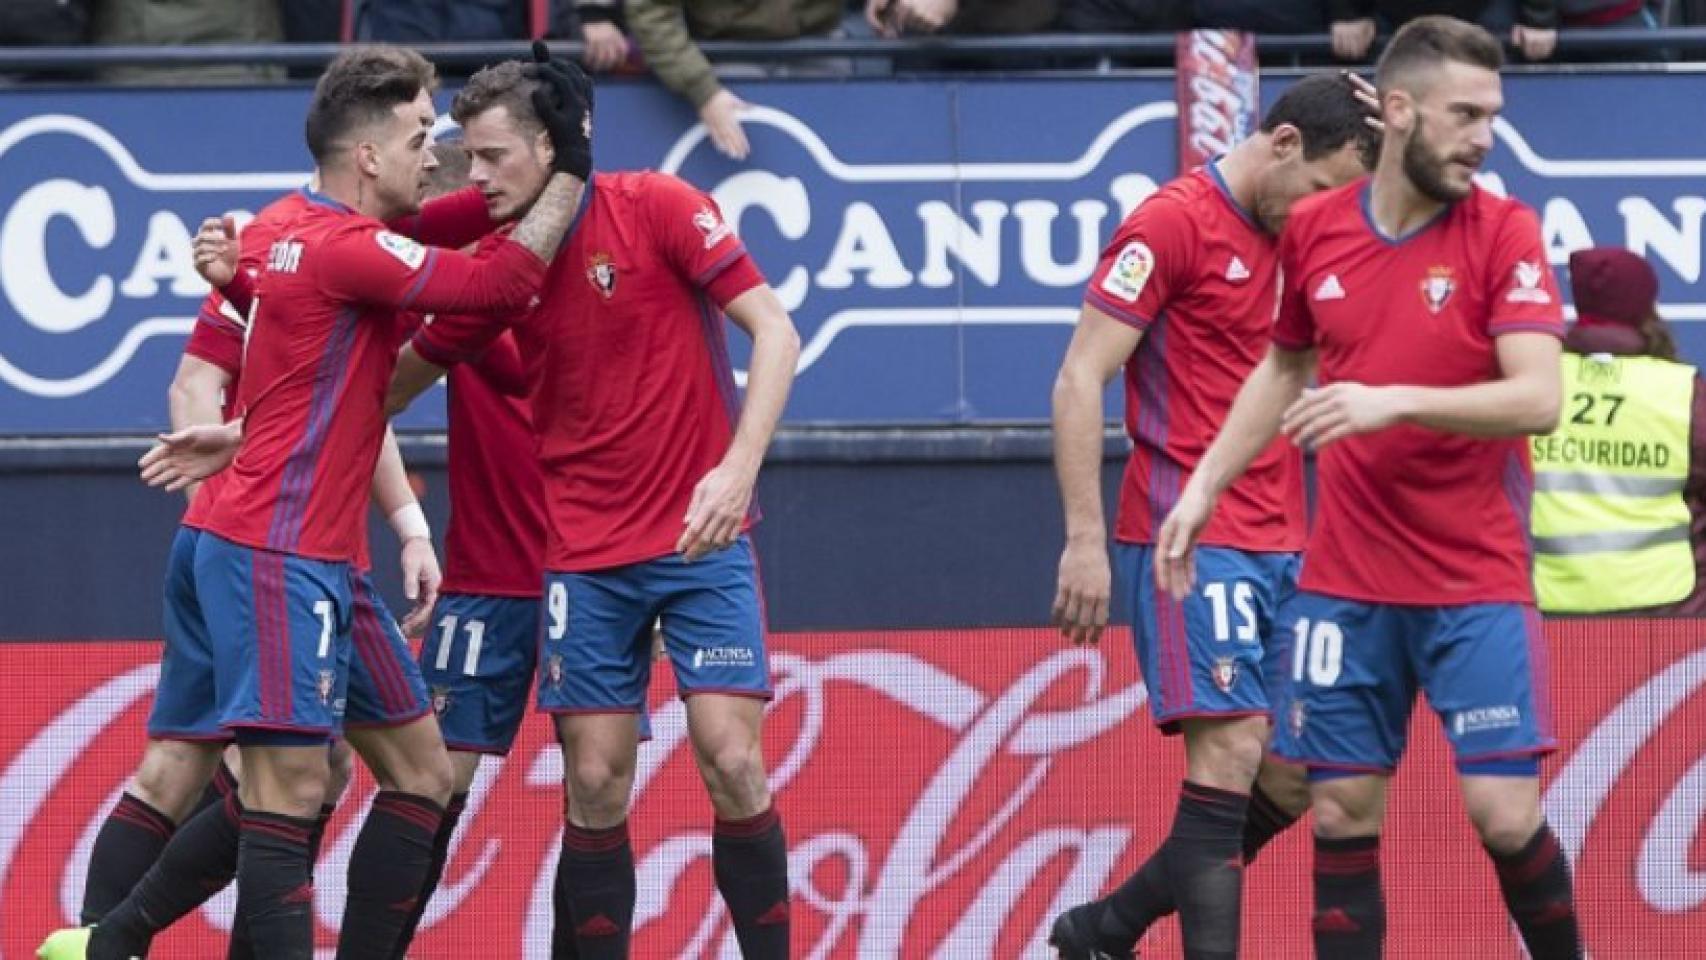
388;54;801;959
1047;74;1378;960
125;47;587;960
1159;18;1582;959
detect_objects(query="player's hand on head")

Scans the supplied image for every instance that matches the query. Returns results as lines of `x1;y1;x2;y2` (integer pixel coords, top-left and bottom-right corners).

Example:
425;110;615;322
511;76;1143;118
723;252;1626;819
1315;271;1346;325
676;460;755;562
1281;382;1406;451
138;422;242;492
699;89;751;161
192;215;239;288
526;41;594;179
1155;489;1210;602
1341;71;1384;133
398;536;441;638
1052;540;1111;646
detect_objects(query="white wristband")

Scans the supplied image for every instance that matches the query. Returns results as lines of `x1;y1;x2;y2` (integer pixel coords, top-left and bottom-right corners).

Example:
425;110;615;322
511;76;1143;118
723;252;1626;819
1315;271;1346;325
388;502;431;542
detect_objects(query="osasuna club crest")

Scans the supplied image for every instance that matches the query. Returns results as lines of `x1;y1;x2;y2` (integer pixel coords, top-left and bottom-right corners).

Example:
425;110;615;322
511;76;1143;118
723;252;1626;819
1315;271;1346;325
1420;265;1456;314
1212;657;1238;693
586;252;618;298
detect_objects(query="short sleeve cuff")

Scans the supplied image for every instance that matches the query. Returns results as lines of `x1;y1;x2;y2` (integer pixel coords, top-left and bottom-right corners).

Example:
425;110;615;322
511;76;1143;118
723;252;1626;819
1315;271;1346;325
704;253;765;309
1488;321;1565;338
1083;289;1152;330
1272;330;1313;351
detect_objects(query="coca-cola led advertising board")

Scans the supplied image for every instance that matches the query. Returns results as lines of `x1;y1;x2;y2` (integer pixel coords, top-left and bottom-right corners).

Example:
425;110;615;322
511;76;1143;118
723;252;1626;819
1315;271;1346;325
1;623;1701;957
0;73;1703;431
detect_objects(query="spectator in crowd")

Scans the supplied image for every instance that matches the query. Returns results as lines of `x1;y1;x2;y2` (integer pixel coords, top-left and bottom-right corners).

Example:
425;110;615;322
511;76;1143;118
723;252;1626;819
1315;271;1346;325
1057;0;1189;32
0;0;89;47
357;0;535;41
90;0;286;84
577;0;639;72
1559;0;1659;28
626;0;846;160
865;0;1059;36
1530;247;1706;616
1329;2;1559;61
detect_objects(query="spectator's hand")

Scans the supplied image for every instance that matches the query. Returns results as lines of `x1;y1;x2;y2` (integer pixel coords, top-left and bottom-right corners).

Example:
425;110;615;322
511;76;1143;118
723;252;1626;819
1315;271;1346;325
193;215;238;288
886;0;957;35
699;88;751;161
1331;18;1377;61
1052;539;1110;646
865;0;898;38
581;21;628;72
1511;24;1557;62
1281;382;1407;450
398;536;441;639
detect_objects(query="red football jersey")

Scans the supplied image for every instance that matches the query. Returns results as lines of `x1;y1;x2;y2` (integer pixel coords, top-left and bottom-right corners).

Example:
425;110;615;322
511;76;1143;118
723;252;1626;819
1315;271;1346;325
415;171;766;572
1272;181;1564;604
198;189;548;563
180;191;309;533
1084;165;1305;552
442;328;546;597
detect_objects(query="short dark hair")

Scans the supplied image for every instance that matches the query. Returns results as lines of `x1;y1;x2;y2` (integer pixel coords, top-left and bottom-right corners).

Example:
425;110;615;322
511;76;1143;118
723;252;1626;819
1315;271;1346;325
304;46;437;163
1375;15;1504;92
1261;73;1381;169
451;60;541;132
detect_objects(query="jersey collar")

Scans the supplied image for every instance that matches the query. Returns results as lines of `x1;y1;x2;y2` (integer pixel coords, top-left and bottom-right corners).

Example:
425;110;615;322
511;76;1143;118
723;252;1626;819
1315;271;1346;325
1358;181;1451;246
299;186;354;214
1204;158;1262;233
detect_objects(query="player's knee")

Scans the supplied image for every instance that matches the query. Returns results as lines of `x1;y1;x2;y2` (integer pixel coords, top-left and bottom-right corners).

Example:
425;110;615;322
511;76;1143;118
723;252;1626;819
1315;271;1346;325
1467;799;1542;854
387;747;455;806
698;742;767;805
1310;782;1383;838
566;752;633;803
133;740;219;820
1255;757;1312;815
326;740;356;802
1182;716;1267;790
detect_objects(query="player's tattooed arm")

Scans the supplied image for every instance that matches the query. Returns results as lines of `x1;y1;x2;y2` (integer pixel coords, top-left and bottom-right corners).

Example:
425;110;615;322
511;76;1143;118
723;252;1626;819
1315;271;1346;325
508;172;585;264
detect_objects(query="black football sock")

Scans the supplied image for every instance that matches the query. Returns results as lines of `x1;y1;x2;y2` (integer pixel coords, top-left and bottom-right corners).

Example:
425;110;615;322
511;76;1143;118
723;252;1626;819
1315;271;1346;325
1489;822;1584;959
1313;834;1385;960
1163;781;1248;960
88;791;244;960
81;792;176;925
1242;780;1301;864
388;790;468;960
554;821;635;959
236;810;318;960
334;791;443;960
713;806;791;959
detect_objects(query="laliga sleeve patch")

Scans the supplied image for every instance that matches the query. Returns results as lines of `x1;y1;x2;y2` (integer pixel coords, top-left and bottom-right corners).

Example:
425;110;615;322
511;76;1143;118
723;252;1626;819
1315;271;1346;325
375;231;428;271
1101;241;1155;303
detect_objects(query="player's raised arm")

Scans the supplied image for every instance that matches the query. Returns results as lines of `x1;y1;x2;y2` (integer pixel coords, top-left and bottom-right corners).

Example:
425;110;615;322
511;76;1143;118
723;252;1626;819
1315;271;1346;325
1051;304;1143;645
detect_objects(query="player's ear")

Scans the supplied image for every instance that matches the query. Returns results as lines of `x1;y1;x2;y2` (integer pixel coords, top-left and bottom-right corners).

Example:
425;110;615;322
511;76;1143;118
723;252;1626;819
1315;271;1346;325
1384;88;1415;135
1270;123;1302;161
355;140;382;178
534;128;556;169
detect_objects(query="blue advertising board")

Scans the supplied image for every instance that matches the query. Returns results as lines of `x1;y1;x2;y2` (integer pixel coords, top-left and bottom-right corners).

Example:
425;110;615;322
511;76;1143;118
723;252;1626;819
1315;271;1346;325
0;73;1702;432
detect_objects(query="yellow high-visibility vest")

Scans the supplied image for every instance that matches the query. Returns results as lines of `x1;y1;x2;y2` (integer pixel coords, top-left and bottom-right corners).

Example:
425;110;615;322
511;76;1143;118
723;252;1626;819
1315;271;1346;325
1530;352;1696;613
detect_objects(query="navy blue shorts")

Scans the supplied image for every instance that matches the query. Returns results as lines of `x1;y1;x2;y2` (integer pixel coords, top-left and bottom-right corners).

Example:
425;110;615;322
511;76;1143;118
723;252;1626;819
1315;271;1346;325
344;571;432;729
148;526;232;742
1270;592;1556;774
1117;543;1300;733
537;537;770;713
421;592;540;753
194;532;352;738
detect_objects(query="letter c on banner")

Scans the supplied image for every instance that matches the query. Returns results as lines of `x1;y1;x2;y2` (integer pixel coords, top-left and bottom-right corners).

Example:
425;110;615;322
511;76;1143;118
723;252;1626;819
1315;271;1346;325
1;179;115;334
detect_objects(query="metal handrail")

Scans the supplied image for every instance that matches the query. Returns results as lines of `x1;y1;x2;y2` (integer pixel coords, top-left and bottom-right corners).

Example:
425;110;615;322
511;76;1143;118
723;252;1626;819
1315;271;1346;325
0;28;1702;71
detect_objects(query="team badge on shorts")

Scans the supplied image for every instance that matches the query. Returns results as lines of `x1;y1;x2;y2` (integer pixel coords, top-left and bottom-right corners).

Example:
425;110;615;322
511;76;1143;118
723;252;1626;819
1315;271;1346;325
586;253;618;298
317;669;335;706
545;654;565;689
1289;700;1307;738
1212;657;1238;693
1420;265;1456;314
430;685;452;717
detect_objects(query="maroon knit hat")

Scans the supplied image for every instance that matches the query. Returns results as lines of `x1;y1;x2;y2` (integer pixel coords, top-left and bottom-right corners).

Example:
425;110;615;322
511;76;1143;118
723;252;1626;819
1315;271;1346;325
1569;247;1658;327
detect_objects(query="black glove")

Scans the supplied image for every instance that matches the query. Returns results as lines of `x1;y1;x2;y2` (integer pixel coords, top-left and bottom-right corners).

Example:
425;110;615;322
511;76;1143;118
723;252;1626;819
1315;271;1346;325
527;40;593;179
